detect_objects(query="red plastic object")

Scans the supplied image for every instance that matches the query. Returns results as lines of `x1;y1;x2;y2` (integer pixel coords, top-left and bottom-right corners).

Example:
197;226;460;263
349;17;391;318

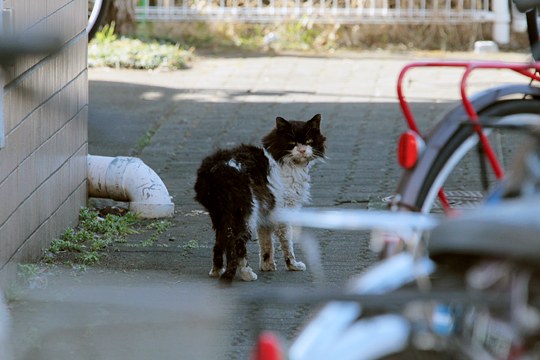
398;130;424;169
251;331;283;360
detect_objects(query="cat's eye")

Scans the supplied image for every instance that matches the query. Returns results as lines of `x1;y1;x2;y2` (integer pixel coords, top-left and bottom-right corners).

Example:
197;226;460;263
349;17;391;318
306;139;313;145
289;141;297;145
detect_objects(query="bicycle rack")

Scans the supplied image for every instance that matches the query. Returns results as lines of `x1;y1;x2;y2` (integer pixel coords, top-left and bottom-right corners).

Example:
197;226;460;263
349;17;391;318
396;60;540;211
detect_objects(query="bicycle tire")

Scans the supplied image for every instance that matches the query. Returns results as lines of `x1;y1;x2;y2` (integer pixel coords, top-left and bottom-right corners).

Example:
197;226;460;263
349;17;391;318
411;99;540;213
87;0;109;41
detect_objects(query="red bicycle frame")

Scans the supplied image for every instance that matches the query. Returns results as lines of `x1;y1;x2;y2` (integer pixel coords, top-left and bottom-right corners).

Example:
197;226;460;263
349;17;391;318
396;60;540;212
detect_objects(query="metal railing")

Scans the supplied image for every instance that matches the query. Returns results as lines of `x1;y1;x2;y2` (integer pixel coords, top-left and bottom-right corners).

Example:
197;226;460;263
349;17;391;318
135;0;512;43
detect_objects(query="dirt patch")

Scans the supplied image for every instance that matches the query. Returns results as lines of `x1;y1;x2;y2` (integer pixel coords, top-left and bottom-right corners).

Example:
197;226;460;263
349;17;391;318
139;21;530;53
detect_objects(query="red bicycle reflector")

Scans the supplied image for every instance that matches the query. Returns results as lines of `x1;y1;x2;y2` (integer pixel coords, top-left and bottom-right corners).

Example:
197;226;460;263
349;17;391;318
398;130;424;169
251;331;283;360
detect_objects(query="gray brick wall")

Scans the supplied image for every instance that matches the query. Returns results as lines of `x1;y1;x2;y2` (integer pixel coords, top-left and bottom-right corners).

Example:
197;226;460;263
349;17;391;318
0;0;88;284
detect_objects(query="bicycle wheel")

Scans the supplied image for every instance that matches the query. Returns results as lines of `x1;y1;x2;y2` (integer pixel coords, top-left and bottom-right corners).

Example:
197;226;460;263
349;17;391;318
402;99;540;214
87;0;109;41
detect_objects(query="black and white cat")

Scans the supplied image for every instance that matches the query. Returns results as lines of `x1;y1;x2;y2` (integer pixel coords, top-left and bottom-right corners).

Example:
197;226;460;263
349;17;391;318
194;114;326;283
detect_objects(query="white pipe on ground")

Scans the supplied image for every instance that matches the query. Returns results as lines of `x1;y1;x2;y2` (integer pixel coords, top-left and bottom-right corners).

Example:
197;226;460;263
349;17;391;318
87;155;174;218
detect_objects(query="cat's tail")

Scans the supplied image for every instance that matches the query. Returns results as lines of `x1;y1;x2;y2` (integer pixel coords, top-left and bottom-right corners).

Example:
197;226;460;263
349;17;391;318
194;162;252;216
193;161;233;209
193;176;210;209
193;166;219;213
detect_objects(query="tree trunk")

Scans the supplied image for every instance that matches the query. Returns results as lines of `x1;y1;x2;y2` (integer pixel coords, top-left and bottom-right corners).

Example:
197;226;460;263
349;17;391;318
105;0;136;36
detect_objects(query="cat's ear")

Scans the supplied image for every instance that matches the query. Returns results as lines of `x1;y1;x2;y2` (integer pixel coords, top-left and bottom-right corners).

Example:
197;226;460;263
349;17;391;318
308;114;322;129
276;117;290;130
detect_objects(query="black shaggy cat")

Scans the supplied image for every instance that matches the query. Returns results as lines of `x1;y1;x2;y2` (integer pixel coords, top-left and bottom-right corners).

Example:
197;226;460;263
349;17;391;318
194;114;326;283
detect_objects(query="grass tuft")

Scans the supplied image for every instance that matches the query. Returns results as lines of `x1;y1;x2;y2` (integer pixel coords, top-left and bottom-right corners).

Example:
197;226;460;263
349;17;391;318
43;207;140;266
89;22;194;70
43;208;175;266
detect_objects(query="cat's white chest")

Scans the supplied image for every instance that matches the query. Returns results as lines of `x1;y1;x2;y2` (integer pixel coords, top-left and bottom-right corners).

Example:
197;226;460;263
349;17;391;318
264;150;311;209
279;165;311;207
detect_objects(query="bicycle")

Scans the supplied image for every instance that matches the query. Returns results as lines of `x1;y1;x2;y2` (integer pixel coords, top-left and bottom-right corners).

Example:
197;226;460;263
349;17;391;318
87;0;109;41
392;0;540;215
250;124;540;360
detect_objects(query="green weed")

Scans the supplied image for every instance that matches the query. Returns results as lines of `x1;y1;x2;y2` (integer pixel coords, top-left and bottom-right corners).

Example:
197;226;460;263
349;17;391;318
133;220;172;247
43;207;140;266
48;238;84;254
42;208;177;265
147;220;171;234
77;252;102;265
89;23;194;70
17;264;40;281
93;22;117;44
183;239;199;250
139;237;157;247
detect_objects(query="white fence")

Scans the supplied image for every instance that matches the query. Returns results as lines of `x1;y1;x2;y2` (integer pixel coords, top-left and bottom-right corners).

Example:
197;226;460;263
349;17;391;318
135;0;513;43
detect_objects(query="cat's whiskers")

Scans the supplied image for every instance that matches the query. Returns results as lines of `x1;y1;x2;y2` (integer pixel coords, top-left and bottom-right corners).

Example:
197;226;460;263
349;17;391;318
312;149;326;159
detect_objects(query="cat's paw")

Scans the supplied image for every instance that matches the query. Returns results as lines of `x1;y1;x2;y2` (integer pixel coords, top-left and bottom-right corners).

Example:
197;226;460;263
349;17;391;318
209;267;225;278
240;267;258;281
286;259;306;271
260;261;277;271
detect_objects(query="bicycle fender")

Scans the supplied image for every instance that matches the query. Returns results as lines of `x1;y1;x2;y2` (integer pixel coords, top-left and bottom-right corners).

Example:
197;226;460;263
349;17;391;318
395;84;540;211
